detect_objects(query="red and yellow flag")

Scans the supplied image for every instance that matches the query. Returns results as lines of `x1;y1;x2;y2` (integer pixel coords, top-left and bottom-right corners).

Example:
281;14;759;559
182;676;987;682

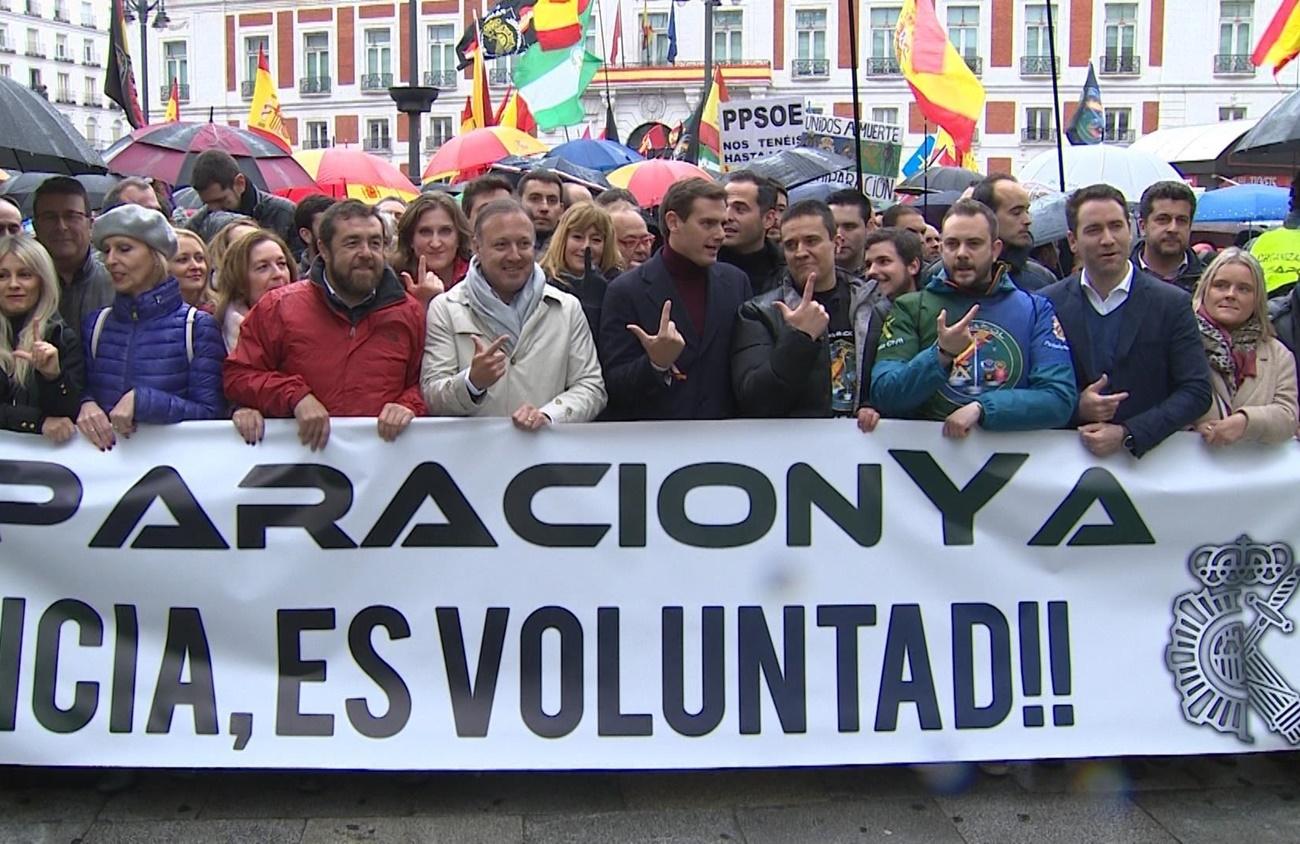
895;0;984;154
246;46;291;151
696;67;729;166
163;76;180;122
461;17;496;133
494;87;538;136
1253;0;1300;74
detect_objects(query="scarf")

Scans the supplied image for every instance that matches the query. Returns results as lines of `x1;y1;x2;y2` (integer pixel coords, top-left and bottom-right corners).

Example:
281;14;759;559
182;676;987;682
463;258;547;353
1196;306;1260;395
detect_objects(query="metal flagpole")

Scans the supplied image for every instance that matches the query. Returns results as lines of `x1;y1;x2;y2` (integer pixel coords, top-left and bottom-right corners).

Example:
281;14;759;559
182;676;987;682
1046;0;1066;192
595;0;616;130
846;0;864;192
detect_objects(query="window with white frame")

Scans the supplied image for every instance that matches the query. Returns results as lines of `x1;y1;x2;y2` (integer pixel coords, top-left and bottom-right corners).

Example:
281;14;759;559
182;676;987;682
366;118;390;150
1219;1;1252;58
429;115;453;148
85;117;97;145
869;7;900;59
55;33;67;60
1025;107;1053;140
795;9;826;61
82;74;93;101
713;9;742;63
112;119;124;140
0;25;8;51
427;24;455;82
164;41;187;89
25;28;39;56
871;107;898;125
1104;107;1131;141
80;0;92;27
1103;3;1137;59
1220;106;1247;121
56;72;69;100
946;6;978;58
244;35;268;83
1024;4;1059;56
365;29;392;78
584;15;597;56
305;120;329;148
82;38;94;64
303;32;329;82
0;65;9;79
648;13;670;64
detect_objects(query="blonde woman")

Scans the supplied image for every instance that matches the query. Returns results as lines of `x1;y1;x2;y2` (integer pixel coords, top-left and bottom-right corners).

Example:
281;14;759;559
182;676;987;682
0;236;83;441
205;215;259;292
170;228;214;311
1192;247;1299;446
539;202;621;337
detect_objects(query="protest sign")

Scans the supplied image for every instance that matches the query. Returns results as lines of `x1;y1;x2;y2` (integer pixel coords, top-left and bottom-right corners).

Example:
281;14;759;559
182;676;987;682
719;97;806;172
803;113;904;201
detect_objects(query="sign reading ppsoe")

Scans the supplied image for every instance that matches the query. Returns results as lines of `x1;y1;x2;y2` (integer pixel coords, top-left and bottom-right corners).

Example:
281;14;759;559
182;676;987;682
0;419;1297;770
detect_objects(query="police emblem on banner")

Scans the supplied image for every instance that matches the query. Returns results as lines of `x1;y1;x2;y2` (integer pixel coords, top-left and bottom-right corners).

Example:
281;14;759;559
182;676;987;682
1165;535;1300;745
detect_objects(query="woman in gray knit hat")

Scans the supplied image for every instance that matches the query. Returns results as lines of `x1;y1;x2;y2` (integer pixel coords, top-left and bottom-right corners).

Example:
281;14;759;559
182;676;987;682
75;204;228;450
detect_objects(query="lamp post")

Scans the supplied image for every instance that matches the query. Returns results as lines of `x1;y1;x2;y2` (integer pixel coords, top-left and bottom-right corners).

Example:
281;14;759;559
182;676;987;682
121;0;170;124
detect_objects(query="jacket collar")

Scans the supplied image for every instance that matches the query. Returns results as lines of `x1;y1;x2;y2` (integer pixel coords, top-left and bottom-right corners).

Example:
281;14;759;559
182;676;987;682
111;276;183;320
925;262;1016;297
307;256;408;321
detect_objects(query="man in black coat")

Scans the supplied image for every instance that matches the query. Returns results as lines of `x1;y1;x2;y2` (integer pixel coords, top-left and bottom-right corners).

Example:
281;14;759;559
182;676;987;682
1043;183;1211;458
1131;180;1205;294
599;179;752;420
969;173;1057;291
186;149;301;255
717;171;785;295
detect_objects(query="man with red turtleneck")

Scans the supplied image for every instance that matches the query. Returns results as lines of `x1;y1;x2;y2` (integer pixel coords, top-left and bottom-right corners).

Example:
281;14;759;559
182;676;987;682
598;178;753;420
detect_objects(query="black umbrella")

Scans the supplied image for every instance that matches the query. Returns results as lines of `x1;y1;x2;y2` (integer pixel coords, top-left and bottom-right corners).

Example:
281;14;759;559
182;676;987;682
0;76;108;175
1229;89;1300;167
746;148;856;188
896;166;981;196
0;172;122;215
908;190;965;227
490;155;610;190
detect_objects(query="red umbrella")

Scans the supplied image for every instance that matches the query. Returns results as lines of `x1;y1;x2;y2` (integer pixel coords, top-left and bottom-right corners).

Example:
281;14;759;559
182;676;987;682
103;122;315;193
605;160;714;207
422;127;549;182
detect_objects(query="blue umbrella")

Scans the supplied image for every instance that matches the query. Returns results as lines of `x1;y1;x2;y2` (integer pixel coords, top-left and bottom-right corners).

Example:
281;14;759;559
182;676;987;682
549;139;644;173
1193;184;1289;223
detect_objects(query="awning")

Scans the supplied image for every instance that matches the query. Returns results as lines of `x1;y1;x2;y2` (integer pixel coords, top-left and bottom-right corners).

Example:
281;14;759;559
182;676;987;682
1130;120;1257;165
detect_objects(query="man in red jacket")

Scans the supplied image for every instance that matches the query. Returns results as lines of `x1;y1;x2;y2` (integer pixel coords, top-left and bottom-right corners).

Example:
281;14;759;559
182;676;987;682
223;200;428;450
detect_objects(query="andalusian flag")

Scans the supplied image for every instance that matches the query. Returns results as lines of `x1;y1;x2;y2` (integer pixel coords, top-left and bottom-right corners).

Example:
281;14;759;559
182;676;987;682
246;47;291;152
512;2;601;130
895;0;984;154
162;76;180;122
1253;0;1300;74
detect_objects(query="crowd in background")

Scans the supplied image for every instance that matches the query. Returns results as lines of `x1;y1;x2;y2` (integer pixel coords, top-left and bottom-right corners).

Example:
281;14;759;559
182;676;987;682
1;148;1297;459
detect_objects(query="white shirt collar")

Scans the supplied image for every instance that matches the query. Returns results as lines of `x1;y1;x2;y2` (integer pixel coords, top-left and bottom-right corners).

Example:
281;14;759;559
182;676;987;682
1080;261;1134;310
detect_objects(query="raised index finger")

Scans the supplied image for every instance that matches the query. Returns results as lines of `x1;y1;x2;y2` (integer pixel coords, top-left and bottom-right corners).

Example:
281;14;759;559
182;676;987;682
956;304;980;327
659;300;673;332
801;272;817;305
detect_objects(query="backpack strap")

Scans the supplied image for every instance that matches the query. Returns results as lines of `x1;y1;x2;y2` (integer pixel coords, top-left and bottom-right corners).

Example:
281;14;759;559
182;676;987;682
185;306;197;364
89;307;110;359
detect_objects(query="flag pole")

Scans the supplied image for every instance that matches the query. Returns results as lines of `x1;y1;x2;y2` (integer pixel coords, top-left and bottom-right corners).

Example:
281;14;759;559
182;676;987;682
1045;0;1066;192
595;0;616;129
922;119;929;215
686;0;717;164
846;0;864;192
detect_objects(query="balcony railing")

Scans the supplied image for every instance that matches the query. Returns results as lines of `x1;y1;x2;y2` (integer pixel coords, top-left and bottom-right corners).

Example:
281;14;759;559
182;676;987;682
1021;127;1058;143
25;47;44;58
962;54;982;74
240;79;255;98
1099;53;1140;74
1020;55;1058;76
488;67;510;85
425;135;450;150
82;55;100;67
360;72;393;91
301;136;331;150
0;43;13;54
865;56;900;76
423;69;457;88
23;3;39;17
159;82;190;102
54;51;73;63
1104;128;1134;143
53;10;67;21
1213;53;1254;75
84;93;100;107
299;75;331;95
362;136;392;152
55;92;75;104
792;58;829;78
80;19;96;29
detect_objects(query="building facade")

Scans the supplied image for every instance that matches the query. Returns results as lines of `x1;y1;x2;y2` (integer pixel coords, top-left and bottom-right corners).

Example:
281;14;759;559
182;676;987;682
136;0;1292;176
0;0;112;150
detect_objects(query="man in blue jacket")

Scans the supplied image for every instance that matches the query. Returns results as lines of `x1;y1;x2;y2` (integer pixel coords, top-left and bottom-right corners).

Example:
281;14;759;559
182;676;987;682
871;199;1077;437
1043;184;1211;457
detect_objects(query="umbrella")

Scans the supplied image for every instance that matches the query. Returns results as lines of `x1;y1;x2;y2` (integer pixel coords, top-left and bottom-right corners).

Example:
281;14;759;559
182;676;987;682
746;148;856;188
605;160;714;207
896;166;982;196
492;155;610;190
0;76;107;175
905;190;965;228
1193;184;1290;223
549;139;644;173
422;127;549;182
283;148;418;204
1018;144;1183;203
103;122;316;193
1028;191;1070;247
1229;89;1300;167
0;172;122;215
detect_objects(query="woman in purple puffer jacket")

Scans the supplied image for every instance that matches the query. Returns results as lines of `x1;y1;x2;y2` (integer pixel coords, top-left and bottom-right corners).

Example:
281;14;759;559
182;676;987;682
75;204;226;451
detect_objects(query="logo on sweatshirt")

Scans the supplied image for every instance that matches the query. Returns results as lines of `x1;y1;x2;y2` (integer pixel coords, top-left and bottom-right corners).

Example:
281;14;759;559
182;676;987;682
937;320;1023;410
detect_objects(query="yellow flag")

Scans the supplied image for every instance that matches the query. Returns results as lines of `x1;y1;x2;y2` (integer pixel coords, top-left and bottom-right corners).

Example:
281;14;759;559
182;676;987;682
246;46;291;151
162;77;180;122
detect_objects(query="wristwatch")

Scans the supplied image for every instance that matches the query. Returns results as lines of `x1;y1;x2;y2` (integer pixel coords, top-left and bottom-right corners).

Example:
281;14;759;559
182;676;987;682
1122;427;1135;454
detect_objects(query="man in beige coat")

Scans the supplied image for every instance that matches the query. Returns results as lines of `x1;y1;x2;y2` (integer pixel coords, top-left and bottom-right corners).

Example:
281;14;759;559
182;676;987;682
421;198;607;428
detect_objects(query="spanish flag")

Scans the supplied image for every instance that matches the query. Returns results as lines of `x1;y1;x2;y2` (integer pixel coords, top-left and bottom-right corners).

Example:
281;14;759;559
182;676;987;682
895;0;984;154
494;87;537;136
696;67;728;166
461;16;495;132
1252;0;1300;74
163;76;180;122
246;46;291;152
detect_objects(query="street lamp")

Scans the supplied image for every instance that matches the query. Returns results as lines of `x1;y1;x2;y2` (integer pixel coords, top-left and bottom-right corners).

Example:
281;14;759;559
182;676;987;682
121;0;170;124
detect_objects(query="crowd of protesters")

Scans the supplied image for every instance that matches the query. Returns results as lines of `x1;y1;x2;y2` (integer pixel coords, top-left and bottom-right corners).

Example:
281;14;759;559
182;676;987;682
2;146;1298;457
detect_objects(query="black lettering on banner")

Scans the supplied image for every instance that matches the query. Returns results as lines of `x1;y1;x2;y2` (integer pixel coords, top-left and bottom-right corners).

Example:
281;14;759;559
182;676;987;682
361;462;497;548
33;599;101;733
109;604;138;733
596;607;652;736
437;607;508;737
504;464;612;547
618;464;647;547
951;603;1012;729
815;604;878;733
89;466;228;549
787;463;883;547
147;608;218;734
519;607;584;738
0;460;81;539
658;463;777;548
662;607;725;737
875;604;941;731
276;609;335;736
890;451;1028;545
738;606;806;734
1028;467;1155;546
238;465;356;550
0;598;24;731
346;606;412;739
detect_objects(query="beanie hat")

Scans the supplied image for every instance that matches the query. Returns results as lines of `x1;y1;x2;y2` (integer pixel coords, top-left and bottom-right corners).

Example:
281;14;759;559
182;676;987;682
92;204;178;259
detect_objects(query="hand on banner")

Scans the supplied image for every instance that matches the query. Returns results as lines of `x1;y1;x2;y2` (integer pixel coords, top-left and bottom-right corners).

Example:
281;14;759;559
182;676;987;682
775;273;829;340
108;390;136;439
233;407;265;445
293;393;331;451
377;402;416;441
401;254;446;306
469;335;510;391
1080;421;1126;456
76;401;115;450
41;416;75;444
628;300;685;370
511;403;550;432
1078;374;1128;423
1198;412;1247;447
856;406;881;433
13;340;61;379
936;305;979;361
943;402;983;439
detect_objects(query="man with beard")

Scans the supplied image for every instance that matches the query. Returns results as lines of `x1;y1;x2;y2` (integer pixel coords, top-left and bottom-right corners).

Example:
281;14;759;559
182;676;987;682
969;174;1056;291
827;189;875;278
871;199;1076;436
1132;181;1204;293
223;200;428;450
718;171;785;294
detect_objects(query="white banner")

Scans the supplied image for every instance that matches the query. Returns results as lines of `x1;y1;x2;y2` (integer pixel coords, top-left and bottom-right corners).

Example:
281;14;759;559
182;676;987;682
1;419;1298;770
719;97;807;172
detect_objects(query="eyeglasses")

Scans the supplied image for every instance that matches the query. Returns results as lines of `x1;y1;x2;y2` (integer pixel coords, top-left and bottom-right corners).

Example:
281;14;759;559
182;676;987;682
35;211;90;227
618;235;655;248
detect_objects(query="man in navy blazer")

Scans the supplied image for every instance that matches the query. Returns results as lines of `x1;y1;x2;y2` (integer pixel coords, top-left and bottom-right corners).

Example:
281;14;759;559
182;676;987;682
599;179;753;419
1043;184;1212;458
